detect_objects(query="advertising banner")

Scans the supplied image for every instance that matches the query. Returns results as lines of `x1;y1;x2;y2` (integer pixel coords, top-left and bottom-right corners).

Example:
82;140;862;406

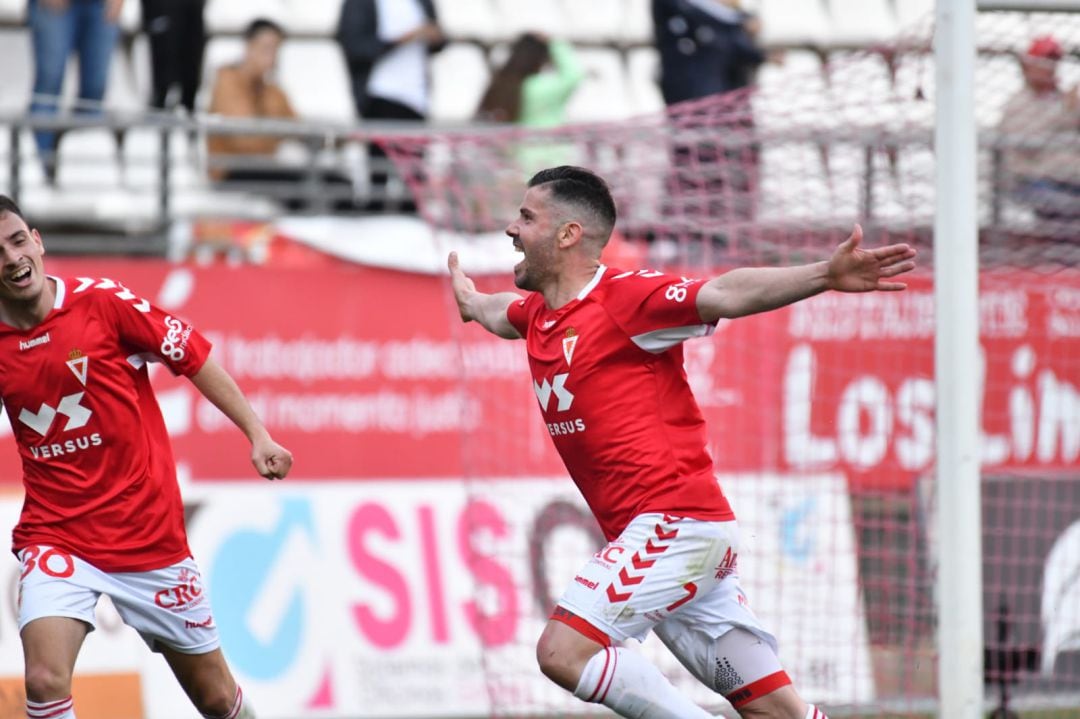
0;472;869;718
1;262;1076;490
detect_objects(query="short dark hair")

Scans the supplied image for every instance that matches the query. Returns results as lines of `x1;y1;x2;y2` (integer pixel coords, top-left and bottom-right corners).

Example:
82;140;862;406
0;195;26;222
245;17;285;41
527;166;617;236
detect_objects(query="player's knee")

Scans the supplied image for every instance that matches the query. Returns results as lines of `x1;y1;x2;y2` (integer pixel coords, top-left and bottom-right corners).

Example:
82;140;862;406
188;682;236;717
24;661;73;702
535;635;584;690
535;635;571;687
736;685;807;718
536;624;604;692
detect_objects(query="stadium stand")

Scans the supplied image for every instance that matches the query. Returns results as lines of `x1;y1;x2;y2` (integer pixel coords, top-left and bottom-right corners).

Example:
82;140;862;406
0;0;1074;254
434;0;500;43
829;0;900;45
429;42;491;122
564;47;632;123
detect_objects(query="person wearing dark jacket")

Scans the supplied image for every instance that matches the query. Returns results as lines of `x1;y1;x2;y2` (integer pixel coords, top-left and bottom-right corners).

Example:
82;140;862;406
652;0;766;105
336;0;445;121
335;0;445;212
652;0;767;224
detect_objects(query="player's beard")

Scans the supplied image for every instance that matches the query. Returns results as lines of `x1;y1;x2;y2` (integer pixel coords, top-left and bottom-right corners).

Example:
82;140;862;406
513;257;536;291
513;239;556;292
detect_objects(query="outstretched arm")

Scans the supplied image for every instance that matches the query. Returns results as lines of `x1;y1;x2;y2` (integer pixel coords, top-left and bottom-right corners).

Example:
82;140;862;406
447;252;522;339
696;224;917;323
189;358;293;480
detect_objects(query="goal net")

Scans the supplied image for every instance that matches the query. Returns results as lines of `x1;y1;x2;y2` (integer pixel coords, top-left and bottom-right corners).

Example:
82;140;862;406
377;7;1080;717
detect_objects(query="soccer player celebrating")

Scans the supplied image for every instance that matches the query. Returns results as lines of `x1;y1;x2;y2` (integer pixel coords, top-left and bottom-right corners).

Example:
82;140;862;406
0;196;292;719
447;166;916;719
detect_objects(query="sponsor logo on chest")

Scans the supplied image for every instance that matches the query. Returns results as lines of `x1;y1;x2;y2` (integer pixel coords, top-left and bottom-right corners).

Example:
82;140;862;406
18;350;105;460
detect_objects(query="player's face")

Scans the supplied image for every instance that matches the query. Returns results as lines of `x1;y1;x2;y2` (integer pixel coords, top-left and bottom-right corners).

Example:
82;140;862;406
507;186;560;291
0;211;47;306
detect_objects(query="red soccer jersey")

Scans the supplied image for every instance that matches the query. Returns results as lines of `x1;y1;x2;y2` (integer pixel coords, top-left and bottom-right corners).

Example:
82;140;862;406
0;276;212;572
507;266;735;540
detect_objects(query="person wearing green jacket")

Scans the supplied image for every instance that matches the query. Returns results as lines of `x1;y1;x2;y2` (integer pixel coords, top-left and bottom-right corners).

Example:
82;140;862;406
477;33;585;128
476;34;584;178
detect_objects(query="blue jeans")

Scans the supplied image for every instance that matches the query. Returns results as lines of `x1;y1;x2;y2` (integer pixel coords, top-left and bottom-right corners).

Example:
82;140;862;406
28;0;119;163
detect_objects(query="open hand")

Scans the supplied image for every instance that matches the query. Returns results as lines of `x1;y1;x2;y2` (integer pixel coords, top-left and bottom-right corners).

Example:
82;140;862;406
447;251;476;322
826;224;917;292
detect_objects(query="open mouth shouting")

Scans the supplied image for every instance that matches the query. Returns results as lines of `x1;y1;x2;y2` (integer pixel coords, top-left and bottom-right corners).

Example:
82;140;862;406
7;264;33;288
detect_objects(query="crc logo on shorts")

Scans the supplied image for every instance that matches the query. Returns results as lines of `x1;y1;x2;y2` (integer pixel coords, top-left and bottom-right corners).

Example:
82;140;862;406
18;392;92;436
160;315;193;362
533;373;574;412
155;567;206;612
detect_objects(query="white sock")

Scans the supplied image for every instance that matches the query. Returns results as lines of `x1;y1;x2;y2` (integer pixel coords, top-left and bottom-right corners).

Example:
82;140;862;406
201;685;253;719
805;705;829;719
27;696;75;719
573;646;713;719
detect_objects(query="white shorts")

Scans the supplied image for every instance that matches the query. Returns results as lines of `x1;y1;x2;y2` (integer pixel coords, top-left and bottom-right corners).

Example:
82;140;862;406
556;514;790;706
17;545;221;655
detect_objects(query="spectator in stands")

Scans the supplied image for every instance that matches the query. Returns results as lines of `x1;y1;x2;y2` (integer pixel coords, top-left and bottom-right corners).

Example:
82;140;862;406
998;35;1080;221
652;0;766;105
28;0;124;185
141;0;206;114
652;0;767;225
207;18;355;212
336;0;445;212
477;33;583;128
476;33;584;178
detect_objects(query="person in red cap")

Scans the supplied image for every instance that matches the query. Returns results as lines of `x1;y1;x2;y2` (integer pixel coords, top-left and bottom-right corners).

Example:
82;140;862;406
998;34;1079;221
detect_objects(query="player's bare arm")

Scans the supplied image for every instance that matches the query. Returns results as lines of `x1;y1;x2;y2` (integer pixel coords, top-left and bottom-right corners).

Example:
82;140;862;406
447;251;523;339
189;358;293;480
696;224;917;323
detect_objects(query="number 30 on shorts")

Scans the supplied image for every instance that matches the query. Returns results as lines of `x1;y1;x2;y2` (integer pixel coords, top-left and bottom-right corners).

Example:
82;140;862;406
20;546;75;580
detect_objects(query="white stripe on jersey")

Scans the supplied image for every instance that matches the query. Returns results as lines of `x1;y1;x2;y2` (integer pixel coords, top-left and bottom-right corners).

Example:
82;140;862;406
576;265;608;300
631;324;716;353
50;276;66;309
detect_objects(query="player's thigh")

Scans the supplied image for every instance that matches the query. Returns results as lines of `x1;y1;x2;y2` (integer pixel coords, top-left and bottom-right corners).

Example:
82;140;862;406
17;545;101;635
738;684;808;718
653;566;796;711
21;616;91;682
105;557;221;655
555;514;736;643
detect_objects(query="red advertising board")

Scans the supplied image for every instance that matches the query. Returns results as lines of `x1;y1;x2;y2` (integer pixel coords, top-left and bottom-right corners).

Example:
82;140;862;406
1;260;1077;489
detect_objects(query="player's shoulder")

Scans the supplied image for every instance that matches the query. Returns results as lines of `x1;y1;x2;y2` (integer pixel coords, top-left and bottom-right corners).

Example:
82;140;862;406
515;290;546;316
61;276;151;314
595;266;692;298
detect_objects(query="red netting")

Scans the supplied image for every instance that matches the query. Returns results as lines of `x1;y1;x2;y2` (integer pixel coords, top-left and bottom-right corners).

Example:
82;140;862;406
375;9;1079;718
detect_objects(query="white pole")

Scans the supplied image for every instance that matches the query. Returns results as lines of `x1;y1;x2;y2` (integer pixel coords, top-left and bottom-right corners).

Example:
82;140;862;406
934;1;984;718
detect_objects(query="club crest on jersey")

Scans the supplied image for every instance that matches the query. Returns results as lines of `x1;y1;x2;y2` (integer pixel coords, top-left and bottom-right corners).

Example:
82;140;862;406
66;349;88;386
562;328;579;366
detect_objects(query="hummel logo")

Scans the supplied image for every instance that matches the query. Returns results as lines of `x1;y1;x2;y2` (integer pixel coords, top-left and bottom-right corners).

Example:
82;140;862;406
18;333;50;351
